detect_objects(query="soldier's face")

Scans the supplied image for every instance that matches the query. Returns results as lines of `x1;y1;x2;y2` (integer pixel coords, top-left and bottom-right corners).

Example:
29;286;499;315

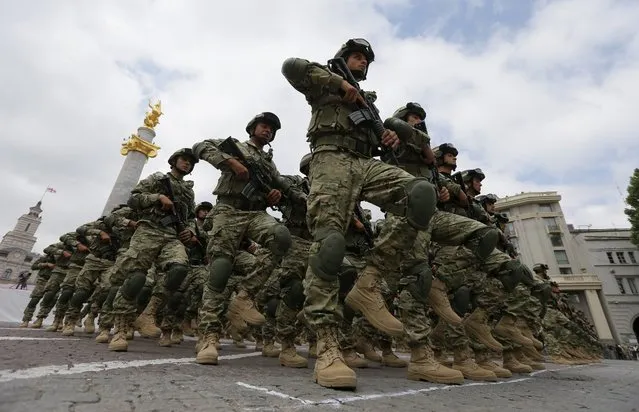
175;156;192;174
485;202;495;213
346;52;368;73
197;209;208;220
254;122;273;144
406;113;422;126
472;178;482;193
444;153;456;165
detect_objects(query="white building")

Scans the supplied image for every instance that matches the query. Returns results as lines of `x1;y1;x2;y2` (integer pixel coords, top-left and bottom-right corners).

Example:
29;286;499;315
0;201;43;283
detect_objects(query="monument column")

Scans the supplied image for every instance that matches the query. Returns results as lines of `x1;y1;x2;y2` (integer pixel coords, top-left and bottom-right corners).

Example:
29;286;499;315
102;101;163;216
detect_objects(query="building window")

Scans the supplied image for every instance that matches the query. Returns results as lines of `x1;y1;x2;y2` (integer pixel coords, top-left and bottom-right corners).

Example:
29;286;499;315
628;278;638;294
616;277;626;294
628;251;637;264
559;267;573;274
606;252;615;264
549;234;563;247
2;268;11;280
24;223;31;232
539;204;552;212
616;252;627;264
543;217;560;232
554;250;569;265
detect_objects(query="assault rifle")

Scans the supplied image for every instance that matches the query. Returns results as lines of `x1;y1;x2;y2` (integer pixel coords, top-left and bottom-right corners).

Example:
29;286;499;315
327;57;413;164
159;175;186;234
353;204;375;248
218;137;280;200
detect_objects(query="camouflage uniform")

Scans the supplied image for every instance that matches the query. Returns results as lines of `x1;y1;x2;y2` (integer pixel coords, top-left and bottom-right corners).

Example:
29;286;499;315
21;246;57;326
109;167;195;351
35;237;74;329
192;127;299;364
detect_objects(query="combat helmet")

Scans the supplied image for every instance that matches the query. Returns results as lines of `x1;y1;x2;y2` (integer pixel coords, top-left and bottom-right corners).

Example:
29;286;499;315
168;148;198;173
392;102;426;122
299;153;312;176
433;143;459;170
246;112;281;141
461;168;485;182
195;201;213;214
533;263;549;274
334;38;375;80
476;193;498;205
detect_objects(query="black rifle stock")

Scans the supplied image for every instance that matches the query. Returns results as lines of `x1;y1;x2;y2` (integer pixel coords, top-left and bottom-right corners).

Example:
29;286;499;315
353;204;375;248
159;176;186;234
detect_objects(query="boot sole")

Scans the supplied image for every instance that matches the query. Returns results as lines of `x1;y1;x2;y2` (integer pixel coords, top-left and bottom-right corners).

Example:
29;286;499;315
108;346;128;352
280;361;308;368
313;372;357;389
382;361;408;368
195;356;218;365
407;372;464;385
344;292;404;337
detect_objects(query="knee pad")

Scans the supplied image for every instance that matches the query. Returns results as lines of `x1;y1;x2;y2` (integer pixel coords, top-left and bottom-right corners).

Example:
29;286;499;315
136;286;152;308
309;229;346;282
166;291;184;311
208;256;234;293
27;297;40;309
265;297;279;318
121;271;148;300
58;288;74;305
452;286;471;316
464;227;498;261
41;290;57;306
405;261;433;304
165;263;189;291
267;224;292;257
69;288;91;308
338;259;358;300
386;178;437;230
497;260;522;292
282;279;305;311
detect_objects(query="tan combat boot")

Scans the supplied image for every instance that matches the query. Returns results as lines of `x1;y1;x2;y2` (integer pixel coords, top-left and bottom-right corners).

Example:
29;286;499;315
428;279;462;326
515;349;545;370
355;338;382;362
195;333;220;365
30;318;43;329
95;327;110;344
452;347;498;381
254;336;264;352
133;296;162;338
433;349;453;368
407;345;464;384
475;350;512;378
502;350;532;373
46;314;63;332
83;313;96;334
159;329;172;347
61;317;77;336
279;342;308;368
19;321;29;328
463;308;503;352
171;328;183;344
380;340;407;368
345;267;404;337
521;343;545;362
343;349;369;368
182;318;194;337
227;290;266;326
494;316;533;348
517;320;543;350
108;316;129;352
262;340;281;357
313;328;357;389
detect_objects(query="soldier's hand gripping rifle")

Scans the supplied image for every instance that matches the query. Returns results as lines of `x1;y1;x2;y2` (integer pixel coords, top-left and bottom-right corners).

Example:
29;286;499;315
159;176;187;234
327;57;414;164
353;204;375;248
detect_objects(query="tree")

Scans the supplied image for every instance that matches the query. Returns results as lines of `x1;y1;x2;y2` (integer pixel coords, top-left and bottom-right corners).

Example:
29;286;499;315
625;168;639;247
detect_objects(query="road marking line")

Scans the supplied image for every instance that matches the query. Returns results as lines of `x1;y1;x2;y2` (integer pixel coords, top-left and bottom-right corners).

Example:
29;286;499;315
0;351;261;383
236;364;589;407
0;337;80;341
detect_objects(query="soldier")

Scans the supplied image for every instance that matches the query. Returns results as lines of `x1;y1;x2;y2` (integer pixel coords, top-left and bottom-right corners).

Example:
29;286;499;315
19;244;58;328
107;148;198;352
192;112;300;365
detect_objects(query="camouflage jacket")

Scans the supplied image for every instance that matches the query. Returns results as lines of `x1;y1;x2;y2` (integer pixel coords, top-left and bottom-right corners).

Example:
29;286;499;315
187;218;208;265
59;230;89;267
278;174;311;240
77;219;119;261
103;206;138;251
128;171;195;232
437;172;468;216
282;58;378;154
385;128;434;181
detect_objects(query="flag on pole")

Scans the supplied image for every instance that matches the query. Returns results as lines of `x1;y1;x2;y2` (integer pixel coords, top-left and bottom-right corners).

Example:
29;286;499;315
46;187;57;193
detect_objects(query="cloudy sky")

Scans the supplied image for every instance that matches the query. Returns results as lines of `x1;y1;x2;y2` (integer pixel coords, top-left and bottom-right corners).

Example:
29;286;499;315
1;0;637;253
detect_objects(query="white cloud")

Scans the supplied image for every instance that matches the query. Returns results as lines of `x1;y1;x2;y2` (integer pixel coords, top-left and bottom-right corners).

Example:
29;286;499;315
0;0;636;253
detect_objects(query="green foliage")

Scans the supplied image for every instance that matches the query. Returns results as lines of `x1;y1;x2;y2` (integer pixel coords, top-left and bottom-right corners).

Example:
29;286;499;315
624;168;639;246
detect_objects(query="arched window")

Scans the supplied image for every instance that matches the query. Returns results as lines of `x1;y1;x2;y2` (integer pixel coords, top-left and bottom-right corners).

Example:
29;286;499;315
2;268;12;279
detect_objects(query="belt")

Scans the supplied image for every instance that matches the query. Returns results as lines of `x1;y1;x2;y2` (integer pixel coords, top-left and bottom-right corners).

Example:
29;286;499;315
312;135;373;157
217;196;266;211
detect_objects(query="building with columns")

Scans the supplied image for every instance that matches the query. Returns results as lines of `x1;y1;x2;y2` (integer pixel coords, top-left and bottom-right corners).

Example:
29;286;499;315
494;191;618;344
0;201;43;282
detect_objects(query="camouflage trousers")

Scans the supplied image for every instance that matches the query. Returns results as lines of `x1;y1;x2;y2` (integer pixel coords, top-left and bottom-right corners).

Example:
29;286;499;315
183;265;208;322
304;149;436;328
65;254;113;320
36;266;69;319
256;269;281;343
22;270;52;322
199;204;283;335
277;236;311;344
112;222;188;317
